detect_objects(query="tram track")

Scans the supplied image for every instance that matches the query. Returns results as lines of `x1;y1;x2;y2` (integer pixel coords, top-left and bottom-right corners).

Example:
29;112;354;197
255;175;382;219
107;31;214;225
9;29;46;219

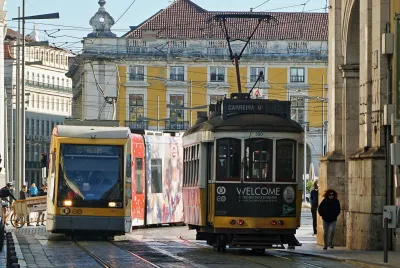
73;239;162;268
178;236;325;268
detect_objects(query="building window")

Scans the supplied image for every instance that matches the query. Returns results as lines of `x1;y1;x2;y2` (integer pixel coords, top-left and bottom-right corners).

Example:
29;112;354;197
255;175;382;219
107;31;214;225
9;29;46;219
46;121;50;136
170;66;184;81
250;67;265;82
31;72;34;81
128;94;144;121
290;96;305;124
37;73;39;82
210;67;225;82
275;139;297;182
217;138;241;181
60;55;63;65
52;76;55;85
26;71;29;80
46;52;49;62
26;119;30;135
47;75;50;84
50;53;54;63
55;54;59;64
42;74;45;83
169;94;184;122
210;95;224;104
66;80;69;87
150;159;162;193
35;50;39;60
51;97;54;110
36;120;40;136
129;66;144;81
57;78;60;87
40;51;44;60
62;78;65;87
41;121;45;136
290;67;305;83
244;138;273;182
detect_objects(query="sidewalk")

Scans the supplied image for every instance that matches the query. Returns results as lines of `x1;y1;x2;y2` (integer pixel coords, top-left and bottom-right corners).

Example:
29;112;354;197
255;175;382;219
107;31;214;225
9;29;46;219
286;210;400;268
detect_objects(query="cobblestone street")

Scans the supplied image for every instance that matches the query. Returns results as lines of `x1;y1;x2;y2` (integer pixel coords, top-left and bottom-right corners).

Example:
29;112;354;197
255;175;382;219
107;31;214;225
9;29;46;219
0;209;362;268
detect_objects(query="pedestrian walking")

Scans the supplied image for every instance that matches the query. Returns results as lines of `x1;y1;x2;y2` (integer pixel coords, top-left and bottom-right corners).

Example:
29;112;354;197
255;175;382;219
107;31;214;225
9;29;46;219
30;183;38;197
19;184;32;226
310;180;318;235
36;184;47;226
318;189;340;250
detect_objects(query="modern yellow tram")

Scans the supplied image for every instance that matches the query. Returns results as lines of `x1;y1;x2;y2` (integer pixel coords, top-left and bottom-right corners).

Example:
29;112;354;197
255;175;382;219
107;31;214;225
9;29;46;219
45;123;132;238
182;93;304;252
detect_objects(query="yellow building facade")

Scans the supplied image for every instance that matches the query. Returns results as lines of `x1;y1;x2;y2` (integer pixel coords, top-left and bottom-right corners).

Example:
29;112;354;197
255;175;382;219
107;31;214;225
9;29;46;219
116;63;327;131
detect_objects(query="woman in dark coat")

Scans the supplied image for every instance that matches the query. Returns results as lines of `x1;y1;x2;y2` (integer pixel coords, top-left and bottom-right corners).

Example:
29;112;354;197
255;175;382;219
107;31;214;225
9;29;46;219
318;189;340;250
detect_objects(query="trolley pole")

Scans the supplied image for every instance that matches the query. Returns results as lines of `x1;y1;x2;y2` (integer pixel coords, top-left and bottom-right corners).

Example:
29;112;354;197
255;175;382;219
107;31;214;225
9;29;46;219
15;7;21;194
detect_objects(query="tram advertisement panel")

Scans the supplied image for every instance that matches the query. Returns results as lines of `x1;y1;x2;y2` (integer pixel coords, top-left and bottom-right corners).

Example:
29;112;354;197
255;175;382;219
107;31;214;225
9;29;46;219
214;183;296;217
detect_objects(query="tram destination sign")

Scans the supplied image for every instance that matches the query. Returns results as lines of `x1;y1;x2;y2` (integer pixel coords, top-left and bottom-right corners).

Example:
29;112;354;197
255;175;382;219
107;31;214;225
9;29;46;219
222;100;291;119
214;183;297;217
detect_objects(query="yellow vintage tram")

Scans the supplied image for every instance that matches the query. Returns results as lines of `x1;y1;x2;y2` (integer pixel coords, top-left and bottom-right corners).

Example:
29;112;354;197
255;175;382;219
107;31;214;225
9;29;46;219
46;123;132;238
182;93;304;252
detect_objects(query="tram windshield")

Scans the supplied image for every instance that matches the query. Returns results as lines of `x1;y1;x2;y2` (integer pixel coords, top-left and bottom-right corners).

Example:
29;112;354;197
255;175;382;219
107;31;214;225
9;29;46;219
57;144;124;208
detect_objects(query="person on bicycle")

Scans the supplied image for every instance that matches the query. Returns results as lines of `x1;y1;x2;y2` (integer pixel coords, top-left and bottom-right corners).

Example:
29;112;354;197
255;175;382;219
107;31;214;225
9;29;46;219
0;183;17;225
19;184;32;226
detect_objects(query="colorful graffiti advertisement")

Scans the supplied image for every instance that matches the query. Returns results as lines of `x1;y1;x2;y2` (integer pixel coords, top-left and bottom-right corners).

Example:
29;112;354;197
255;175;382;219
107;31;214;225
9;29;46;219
145;135;184;225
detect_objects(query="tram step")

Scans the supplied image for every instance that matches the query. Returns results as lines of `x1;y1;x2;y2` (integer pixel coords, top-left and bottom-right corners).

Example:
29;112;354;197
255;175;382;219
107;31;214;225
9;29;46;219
230;234;282;248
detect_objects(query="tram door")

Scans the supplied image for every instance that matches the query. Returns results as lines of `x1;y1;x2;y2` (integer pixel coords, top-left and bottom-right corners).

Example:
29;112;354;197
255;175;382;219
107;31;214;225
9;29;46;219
206;142;214;223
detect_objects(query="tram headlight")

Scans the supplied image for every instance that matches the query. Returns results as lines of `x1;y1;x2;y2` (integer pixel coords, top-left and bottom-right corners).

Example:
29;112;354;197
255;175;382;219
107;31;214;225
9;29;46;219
278;220;284;225
63;200;72;207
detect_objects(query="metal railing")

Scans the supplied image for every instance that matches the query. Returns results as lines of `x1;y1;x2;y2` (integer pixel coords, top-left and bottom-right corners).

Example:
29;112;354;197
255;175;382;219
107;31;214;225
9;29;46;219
169;74;184;81
125;120;149;130
290;76;305;83
25;80;72;93
165;121;189;131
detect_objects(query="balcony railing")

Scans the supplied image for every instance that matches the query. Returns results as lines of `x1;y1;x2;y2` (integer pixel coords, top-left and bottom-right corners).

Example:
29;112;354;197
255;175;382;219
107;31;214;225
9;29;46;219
210;74;225;82
290;76;305;83
165;121;189;131
25;80;72;93
125;120;149;130
129;73;144;81
169;74;184;81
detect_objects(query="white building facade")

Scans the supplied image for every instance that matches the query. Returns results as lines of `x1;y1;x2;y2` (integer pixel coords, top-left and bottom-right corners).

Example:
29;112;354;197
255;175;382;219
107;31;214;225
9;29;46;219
5;28;73;186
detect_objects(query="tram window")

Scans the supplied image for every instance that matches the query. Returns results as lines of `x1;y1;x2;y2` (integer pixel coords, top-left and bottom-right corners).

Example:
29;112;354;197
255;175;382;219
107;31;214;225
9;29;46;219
244;139;273;182
126;154;132;183
48;151;56;203
275;139;296;182
216;138;241;181
136;158;144;194
151;159;162;193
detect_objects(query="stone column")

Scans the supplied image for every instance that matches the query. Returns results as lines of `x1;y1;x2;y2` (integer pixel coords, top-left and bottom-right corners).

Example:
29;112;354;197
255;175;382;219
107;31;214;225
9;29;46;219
0;1;7;186
317;0;346;247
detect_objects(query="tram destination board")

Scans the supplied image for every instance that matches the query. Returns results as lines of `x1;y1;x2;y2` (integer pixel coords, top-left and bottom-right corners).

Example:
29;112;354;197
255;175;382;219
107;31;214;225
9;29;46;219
214;183;297;217
222;100;291;119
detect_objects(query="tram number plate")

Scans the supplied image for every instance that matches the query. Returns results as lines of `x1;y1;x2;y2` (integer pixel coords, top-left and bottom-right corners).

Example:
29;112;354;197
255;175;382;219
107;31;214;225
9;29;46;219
255;132;263;137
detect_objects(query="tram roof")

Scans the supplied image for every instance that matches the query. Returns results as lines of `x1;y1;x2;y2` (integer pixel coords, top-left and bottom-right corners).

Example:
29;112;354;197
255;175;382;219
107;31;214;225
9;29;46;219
54;125;131;139
183;113;303;137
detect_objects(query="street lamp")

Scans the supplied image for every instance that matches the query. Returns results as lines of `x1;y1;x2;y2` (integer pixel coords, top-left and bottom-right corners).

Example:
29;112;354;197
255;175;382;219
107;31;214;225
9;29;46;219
11;1;59;194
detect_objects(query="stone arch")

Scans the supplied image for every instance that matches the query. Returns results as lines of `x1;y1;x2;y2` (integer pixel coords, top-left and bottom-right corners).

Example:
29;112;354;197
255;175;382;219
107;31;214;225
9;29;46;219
343;0;360;65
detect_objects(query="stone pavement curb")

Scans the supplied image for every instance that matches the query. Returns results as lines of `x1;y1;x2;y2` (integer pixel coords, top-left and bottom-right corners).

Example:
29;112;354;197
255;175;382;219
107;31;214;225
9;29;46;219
279;249;397;268
11;231;27;267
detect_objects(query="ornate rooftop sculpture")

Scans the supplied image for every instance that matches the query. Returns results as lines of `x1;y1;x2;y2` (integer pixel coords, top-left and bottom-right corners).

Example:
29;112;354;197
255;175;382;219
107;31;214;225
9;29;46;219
87;0;116;38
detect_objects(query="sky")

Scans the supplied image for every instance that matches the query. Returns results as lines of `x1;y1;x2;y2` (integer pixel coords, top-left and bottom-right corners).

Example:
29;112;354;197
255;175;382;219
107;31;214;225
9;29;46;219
5;0;326;54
